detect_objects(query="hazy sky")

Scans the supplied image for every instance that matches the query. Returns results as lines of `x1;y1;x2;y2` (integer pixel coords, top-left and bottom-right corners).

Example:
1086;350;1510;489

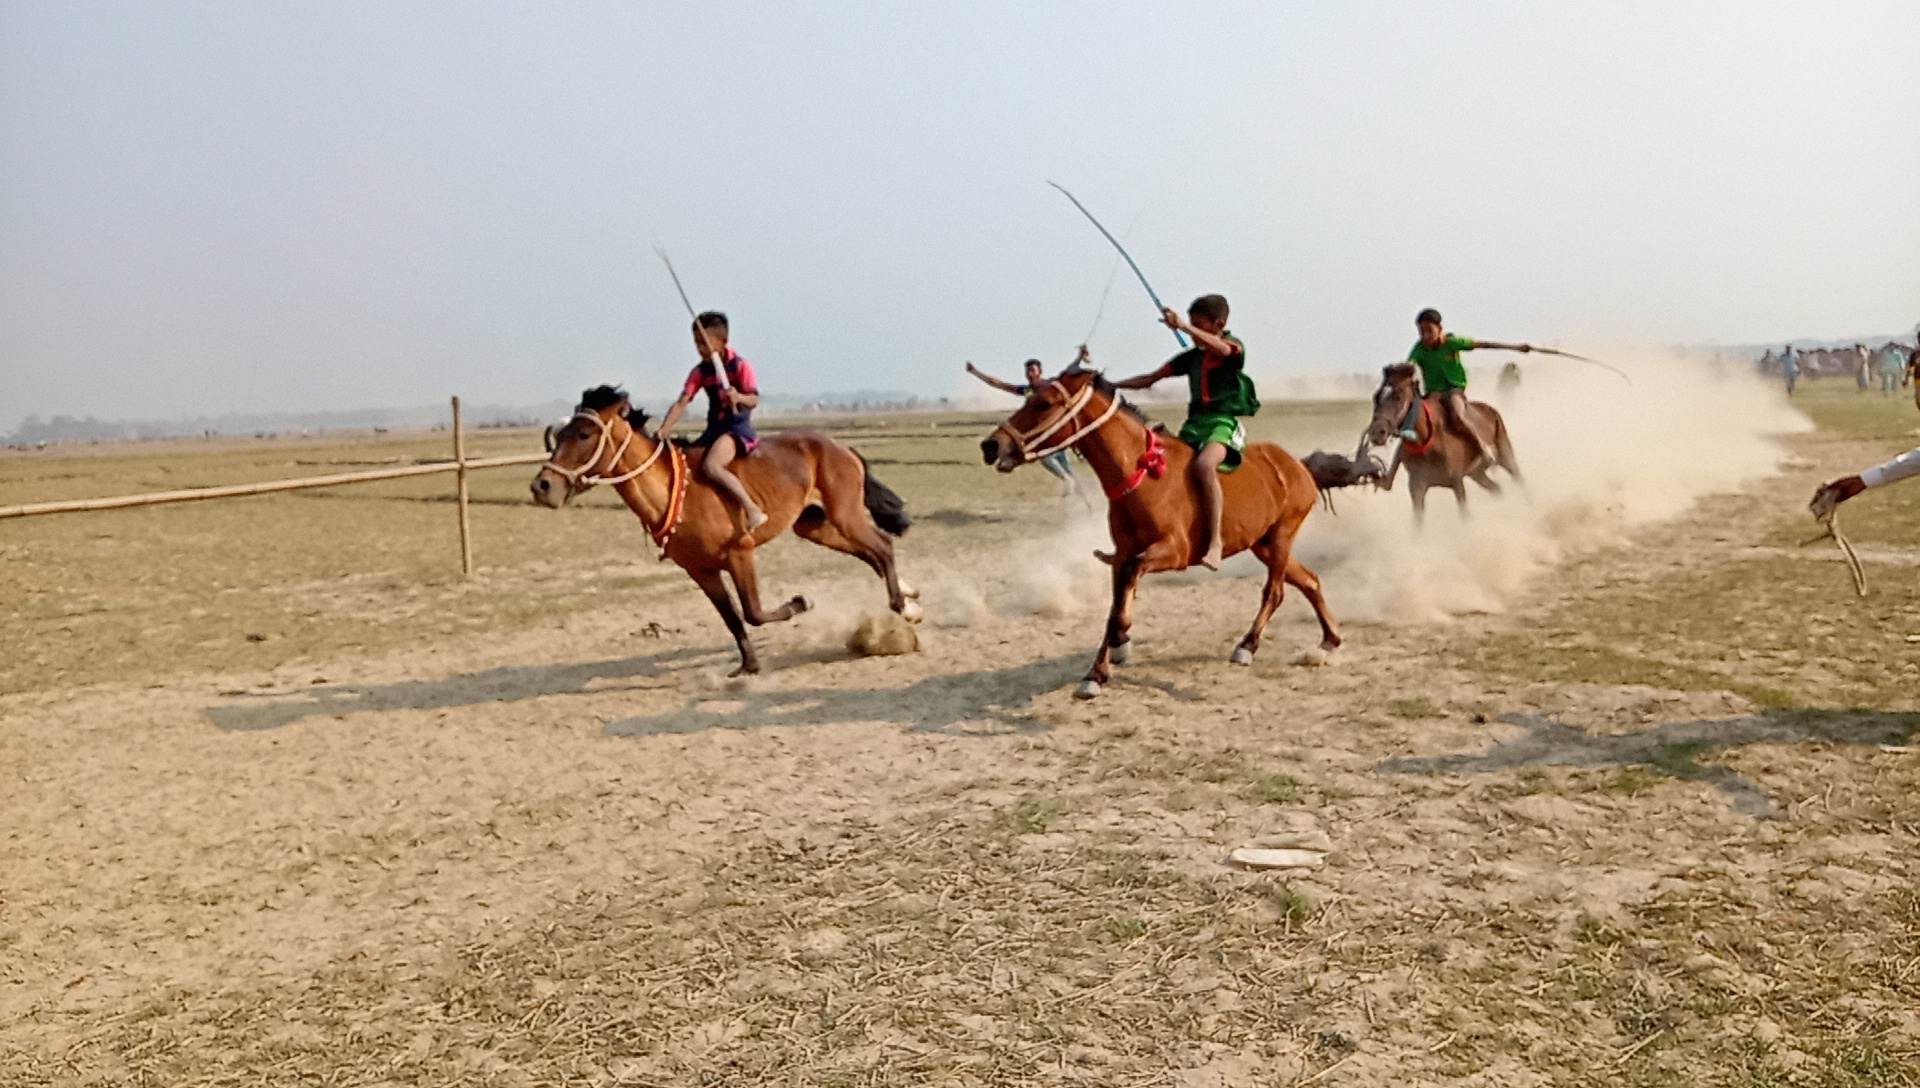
3;1;1916;429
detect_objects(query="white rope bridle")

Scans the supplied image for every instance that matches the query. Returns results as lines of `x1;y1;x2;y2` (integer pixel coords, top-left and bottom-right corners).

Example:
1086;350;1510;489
1003;380;1124;461
542;410;663;489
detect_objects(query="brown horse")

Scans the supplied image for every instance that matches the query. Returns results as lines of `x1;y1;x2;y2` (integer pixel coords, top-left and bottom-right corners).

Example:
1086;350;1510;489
532;385;916;675
1363;363;1522;523
981;370;1346;700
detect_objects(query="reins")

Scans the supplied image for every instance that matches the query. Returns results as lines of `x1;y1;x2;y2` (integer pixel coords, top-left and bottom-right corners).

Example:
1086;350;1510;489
1005;380;1122;460
1000;378;1164;498
542;409;689;550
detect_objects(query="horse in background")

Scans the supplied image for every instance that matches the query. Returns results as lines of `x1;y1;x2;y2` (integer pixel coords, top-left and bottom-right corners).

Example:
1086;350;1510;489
1363;363;1522;524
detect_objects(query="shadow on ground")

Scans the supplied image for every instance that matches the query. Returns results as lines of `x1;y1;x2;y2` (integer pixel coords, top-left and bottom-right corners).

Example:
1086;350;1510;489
1379;708;1920;817
605;655;1085;738
205;647;711;731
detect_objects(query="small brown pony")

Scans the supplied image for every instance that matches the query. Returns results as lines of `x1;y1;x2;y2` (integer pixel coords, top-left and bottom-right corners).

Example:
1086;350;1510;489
982;370;1350;700
532;385;916;675
1363;363;1522;522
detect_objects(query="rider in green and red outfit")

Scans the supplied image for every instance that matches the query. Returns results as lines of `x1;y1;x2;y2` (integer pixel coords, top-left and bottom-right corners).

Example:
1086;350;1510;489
1405;308;1533;465
1112;294;1258;571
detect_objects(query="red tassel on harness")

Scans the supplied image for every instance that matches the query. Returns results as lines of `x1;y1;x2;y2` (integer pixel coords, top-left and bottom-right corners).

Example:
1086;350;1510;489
1107;428;1168;500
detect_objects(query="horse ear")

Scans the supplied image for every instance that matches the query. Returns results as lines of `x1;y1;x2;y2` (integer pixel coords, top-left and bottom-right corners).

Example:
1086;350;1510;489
542;424;557;453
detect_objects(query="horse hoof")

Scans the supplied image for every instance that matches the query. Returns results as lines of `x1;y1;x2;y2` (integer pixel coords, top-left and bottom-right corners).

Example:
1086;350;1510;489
900;581;920;600
1110;641;1132;666
1229;646;1255;667
901;600;924;624
793;596;813;615
1073;680;1103;700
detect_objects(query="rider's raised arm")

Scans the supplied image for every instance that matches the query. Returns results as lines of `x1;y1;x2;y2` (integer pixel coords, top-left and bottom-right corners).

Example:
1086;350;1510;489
965;363;1024;395
1111;362;1175;391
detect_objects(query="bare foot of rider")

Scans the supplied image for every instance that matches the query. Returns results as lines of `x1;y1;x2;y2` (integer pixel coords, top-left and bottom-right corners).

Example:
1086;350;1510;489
1199;540;1223;571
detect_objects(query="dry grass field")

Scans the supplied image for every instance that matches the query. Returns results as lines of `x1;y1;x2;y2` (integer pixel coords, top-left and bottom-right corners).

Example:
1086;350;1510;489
2;376;1916;1087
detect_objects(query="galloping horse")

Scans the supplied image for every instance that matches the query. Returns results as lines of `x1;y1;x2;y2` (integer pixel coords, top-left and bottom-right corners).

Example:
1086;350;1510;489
532;385;916;675
982;370;1347;700
1363;363;1522;523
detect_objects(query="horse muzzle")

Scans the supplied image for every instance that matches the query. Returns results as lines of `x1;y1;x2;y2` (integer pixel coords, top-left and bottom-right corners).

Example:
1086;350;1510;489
529;470;572;509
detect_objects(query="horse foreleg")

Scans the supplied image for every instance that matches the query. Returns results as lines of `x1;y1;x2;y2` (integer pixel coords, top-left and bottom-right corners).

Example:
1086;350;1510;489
1410;481;1429;529
691;568;759;676
1077;555;1143;700
725;548;809;627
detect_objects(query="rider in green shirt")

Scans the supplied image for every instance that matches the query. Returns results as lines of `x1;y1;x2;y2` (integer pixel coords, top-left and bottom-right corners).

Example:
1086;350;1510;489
1405;308;1533;465
1112;294;1259;571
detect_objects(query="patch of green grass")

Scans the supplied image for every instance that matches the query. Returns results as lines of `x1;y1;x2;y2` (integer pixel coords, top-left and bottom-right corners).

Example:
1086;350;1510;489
996;796;1070;836
1387;696;1438;719
1103;916;1147;942
1595;766;1667;796
1648;740;1713;778
1242;773;1302;804
1252;882;1314;925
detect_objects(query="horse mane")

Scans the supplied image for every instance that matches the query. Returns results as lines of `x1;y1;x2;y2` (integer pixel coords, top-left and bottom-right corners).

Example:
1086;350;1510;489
1382;362;1418;384
577;384;651;430
577;384;628;412
1088;373;1147;425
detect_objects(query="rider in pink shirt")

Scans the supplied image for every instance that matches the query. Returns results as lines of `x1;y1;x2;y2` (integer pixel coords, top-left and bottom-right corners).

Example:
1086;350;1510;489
654;311;767;532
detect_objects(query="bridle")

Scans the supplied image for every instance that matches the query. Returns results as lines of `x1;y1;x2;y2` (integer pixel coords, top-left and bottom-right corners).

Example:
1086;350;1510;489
542;410;663;490
997;377;1167;499
999;379;1123;462
542;408;690;551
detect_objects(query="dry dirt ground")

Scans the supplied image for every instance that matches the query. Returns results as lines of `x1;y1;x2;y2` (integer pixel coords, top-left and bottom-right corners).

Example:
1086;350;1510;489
2;383;1916;1087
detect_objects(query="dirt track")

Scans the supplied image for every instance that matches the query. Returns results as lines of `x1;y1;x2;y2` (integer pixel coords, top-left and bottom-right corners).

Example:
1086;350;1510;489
4;383;1918;1086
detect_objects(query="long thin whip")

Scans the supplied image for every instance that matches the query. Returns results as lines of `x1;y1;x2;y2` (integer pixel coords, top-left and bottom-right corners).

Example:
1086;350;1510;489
654;246;729;390
1081;209;1148;349
1048;180;1187;348
1530;346;1632;385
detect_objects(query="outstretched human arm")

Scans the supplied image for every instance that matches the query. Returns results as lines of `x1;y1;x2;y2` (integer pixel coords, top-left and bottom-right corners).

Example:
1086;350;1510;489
1110;362;1176;391
655;394;695;437
1161;307;1240;357
1811;446;1920;515
964;362;1025;395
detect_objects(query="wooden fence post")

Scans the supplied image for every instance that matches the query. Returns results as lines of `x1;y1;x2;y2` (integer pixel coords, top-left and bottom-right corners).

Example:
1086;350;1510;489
452;395;474;577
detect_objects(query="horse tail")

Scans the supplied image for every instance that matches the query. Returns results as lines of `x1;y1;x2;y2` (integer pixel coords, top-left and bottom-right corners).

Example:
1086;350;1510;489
854;452;911;536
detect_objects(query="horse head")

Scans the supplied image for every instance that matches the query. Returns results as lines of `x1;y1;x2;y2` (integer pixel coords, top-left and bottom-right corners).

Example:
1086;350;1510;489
530;385;651;508
980;368;1112;473
1365;363;1421;448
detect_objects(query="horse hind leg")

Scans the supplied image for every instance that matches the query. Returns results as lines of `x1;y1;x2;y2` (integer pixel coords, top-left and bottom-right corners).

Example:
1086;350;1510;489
1231;536;1288;666
1284;555;1341;653
797;497;918;622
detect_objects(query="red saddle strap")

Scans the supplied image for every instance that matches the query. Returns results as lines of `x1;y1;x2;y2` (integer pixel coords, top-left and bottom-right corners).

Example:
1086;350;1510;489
1402;398;1439;456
